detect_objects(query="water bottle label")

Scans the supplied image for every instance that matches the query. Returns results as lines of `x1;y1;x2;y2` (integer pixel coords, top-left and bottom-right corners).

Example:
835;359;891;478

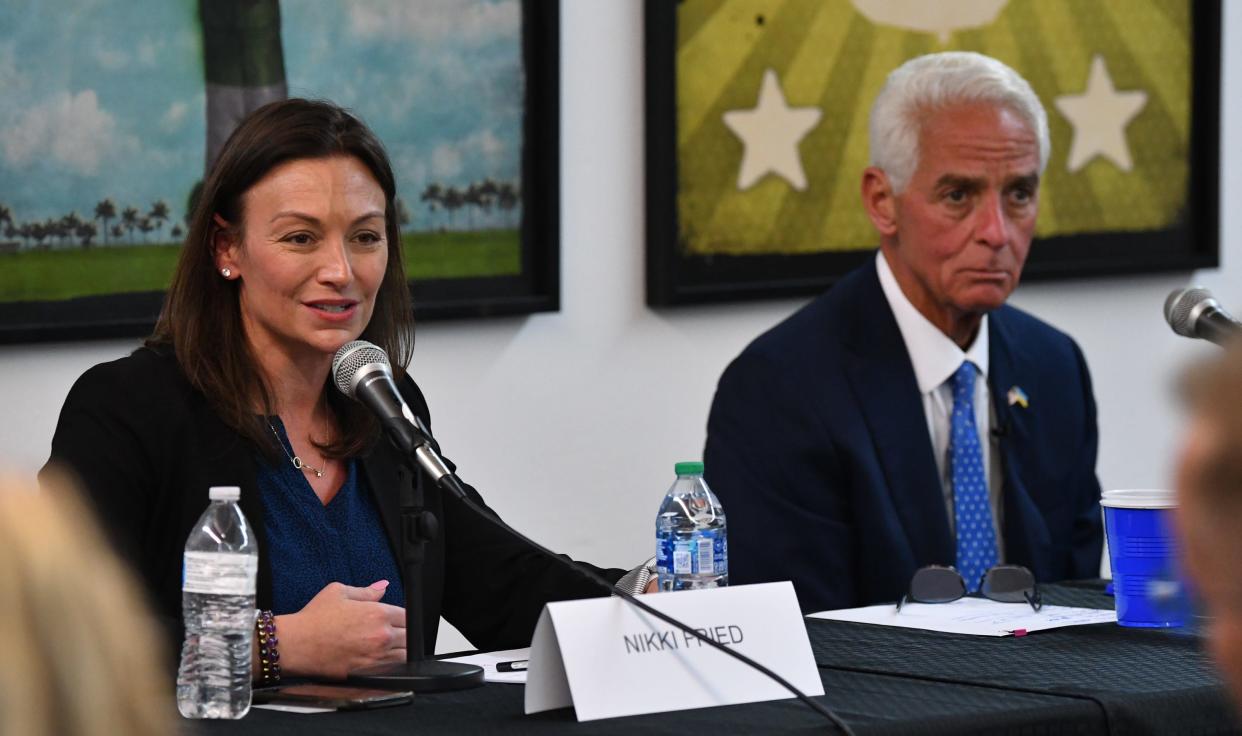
673;544;693;575
697;537;715;573
183;552;257;595
666;531;722;576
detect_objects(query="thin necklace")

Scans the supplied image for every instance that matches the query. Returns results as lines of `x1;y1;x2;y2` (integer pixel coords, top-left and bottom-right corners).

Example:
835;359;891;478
269;420;327;478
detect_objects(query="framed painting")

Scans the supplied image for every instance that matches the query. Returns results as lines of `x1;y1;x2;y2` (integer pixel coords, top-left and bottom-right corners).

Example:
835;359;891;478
646;0;1220;306
0;0;559;343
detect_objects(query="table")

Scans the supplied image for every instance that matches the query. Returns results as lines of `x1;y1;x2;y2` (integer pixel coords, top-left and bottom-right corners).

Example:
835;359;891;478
199;583;1242;735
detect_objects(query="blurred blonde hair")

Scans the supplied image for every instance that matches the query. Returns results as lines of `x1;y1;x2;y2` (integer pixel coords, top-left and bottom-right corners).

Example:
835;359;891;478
1180;344;1242;541
0;471;173;736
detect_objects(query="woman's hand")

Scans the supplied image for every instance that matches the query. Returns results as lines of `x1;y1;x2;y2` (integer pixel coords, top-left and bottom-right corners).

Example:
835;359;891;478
275;580;407;680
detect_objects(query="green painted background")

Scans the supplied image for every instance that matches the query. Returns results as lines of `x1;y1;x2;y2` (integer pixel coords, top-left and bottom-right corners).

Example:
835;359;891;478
676;0;1191;255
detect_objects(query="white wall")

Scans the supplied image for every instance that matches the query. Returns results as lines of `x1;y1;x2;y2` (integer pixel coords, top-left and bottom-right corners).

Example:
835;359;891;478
0;2;1236;652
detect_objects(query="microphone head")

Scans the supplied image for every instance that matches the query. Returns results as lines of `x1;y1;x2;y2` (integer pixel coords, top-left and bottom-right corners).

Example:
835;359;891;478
1165;286;1217;337
332;340;391;398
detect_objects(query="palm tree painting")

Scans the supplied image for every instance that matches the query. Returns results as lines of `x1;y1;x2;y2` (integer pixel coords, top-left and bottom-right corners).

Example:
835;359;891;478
120;207;140;242
148;200;170;240
94;199;116;245
0;0;556;341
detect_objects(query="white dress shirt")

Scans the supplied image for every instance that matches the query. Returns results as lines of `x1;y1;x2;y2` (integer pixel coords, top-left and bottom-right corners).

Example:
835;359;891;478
875;251;1005;557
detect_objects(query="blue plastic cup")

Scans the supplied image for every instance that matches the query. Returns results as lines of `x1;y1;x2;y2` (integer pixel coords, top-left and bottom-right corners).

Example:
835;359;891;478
1101;489;1187;627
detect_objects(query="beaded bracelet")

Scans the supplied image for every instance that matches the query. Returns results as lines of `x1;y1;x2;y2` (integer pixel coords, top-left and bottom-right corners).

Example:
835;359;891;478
256;609;281;686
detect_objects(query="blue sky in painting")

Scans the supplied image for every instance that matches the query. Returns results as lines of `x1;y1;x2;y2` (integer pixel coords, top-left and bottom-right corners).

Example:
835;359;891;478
0;0;203;231
0;0;523;232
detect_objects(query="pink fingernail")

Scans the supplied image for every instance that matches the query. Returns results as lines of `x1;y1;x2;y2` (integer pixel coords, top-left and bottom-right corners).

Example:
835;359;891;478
370;580;390;590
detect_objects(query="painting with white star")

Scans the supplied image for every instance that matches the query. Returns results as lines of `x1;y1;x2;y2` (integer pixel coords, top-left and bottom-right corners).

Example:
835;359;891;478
646;0;1219;305
0;0;559;341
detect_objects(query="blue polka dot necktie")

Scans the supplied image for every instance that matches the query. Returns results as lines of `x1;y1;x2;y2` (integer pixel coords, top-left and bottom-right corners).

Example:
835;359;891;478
950;361;998;592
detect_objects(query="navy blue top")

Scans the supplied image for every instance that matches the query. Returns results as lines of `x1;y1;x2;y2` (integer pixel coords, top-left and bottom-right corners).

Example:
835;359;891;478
257;419;405;614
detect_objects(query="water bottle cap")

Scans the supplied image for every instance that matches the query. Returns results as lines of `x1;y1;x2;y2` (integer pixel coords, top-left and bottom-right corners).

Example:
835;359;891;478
674;461;704;476
209;486;241;501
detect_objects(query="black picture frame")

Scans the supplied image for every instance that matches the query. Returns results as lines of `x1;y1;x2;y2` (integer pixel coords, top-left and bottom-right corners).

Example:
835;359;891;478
645;0;1221;307
0;0;559;344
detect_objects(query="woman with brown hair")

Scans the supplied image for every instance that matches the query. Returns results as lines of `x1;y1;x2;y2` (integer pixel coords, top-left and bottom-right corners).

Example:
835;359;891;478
42;98;626;681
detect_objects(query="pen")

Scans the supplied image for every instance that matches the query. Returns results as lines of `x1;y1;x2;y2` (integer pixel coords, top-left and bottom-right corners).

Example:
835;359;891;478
496;659;528;672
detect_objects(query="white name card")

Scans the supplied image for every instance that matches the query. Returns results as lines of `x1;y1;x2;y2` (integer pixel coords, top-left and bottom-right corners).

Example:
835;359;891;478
524;581;823;721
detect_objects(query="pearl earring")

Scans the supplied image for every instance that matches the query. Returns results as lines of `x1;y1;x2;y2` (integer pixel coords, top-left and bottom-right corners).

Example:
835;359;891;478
221;268;232;278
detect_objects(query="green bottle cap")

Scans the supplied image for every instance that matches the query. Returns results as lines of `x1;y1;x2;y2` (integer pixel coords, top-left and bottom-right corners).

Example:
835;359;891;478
674;461;704;476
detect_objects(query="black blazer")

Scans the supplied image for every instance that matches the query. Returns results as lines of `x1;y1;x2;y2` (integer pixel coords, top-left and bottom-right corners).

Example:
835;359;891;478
43;347;621;653
704;258;1104;613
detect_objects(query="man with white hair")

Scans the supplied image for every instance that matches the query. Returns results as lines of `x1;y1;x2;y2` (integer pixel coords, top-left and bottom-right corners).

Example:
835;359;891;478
704;52;1103;613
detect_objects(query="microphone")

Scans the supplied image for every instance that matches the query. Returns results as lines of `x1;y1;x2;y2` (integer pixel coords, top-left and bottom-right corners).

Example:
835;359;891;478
331;339;854;733
331;340;485;692
1164;286;1242;346
332;341;454;488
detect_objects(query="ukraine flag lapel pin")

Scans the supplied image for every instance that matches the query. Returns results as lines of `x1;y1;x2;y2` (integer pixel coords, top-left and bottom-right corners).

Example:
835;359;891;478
1007;386;1029;409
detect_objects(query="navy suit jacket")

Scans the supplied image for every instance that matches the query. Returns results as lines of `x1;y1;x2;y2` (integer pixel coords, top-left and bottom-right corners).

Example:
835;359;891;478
704;258;1103;613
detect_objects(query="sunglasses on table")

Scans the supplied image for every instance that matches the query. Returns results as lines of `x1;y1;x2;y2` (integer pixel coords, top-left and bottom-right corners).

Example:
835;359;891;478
896;564;1043;613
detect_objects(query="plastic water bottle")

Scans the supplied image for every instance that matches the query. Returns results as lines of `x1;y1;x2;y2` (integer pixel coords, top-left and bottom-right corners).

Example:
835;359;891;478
656;461;728;590
176;486;258;719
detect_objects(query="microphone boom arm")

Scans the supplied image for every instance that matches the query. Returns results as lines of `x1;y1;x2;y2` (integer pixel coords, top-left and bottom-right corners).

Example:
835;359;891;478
406;420;855;734
332;339;852;729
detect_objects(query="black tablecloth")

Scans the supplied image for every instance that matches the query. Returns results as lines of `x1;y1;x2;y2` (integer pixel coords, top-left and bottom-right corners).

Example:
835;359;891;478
809;584;1241;735
196;669;1104;736
197;584;1241;736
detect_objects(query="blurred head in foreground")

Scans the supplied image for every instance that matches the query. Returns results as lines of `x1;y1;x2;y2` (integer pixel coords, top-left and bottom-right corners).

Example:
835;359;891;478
1175;343;1242;703
0;472;172;736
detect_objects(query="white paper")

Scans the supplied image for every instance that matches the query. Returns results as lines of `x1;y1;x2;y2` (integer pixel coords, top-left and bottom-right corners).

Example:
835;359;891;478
441;647;530;684
525;582;823;721
808;597;1116;636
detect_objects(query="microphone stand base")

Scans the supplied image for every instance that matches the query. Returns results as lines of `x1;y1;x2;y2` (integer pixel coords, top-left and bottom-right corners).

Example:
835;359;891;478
347;660;485;692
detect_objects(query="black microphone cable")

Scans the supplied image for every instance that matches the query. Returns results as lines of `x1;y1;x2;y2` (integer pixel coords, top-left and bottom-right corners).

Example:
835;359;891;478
333;340;855;732
425;449;854;734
